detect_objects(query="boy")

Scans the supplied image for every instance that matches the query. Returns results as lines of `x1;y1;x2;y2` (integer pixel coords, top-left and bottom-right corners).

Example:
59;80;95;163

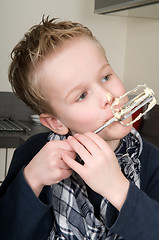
0;16;159;240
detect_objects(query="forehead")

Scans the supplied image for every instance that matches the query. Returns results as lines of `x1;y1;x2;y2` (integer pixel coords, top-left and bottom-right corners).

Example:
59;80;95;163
39;38;107;95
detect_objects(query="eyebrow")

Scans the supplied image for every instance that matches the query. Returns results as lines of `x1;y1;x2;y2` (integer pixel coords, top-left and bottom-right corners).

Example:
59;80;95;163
65;83;84;101
65;63;110;101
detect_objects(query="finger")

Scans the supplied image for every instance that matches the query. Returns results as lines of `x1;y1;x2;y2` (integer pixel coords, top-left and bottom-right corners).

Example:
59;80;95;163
56;169;73;182
62;152;84;177
84;132;110;152
67;136;91;164
49;139;75;152
62;169;72;180
65;149;76;160
73;133;101;156
59;150;76;170
58;159;71;170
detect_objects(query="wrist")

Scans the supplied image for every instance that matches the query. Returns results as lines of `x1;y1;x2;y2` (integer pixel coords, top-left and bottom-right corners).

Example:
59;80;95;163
112;178;130;211
23;166;44;197
105;177;129;211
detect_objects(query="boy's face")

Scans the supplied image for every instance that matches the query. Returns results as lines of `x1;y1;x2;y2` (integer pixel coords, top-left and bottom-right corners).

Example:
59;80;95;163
40;38;132;142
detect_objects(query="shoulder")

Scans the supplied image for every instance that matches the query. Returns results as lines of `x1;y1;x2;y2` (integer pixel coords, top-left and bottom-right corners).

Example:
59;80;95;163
24;131;50;146
1;132;50;188
140;138;159;191
140;138;159;161
16;131;50;156
9;131;51;172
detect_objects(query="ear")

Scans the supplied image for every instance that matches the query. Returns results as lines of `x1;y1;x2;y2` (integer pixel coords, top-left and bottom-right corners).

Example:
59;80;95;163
39;114;69;135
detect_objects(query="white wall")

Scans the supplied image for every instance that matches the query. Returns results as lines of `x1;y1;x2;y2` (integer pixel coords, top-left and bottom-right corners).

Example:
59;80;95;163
0;0;127;91
1;0;158;104
124;17;159;103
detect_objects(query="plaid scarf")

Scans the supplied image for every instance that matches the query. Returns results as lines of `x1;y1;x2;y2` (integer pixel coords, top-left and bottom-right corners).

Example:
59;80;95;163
48;128;142;240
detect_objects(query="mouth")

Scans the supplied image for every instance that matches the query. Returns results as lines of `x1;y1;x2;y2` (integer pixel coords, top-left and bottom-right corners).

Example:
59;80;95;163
96;113;114;130
94;99;129;134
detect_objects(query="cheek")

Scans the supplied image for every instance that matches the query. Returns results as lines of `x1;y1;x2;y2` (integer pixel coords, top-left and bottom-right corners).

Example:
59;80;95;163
119;83;126;95
110;79;126;97
66;108;99;132
75;109;98;125
114;86;126;98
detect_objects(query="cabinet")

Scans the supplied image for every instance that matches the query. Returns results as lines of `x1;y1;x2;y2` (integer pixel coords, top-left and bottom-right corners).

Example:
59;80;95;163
0;148;15;183
0;149;6;182
94;0;159;19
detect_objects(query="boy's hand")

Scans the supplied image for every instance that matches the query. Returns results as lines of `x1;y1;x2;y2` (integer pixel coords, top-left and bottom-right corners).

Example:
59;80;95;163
24;140;75;197
63;132;129;211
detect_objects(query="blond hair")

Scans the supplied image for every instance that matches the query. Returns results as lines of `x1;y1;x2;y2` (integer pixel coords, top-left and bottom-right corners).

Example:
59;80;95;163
9;16;105;115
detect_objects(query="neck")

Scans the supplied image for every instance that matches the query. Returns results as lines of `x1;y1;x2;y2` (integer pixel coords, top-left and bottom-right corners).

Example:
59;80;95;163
107;139;121;151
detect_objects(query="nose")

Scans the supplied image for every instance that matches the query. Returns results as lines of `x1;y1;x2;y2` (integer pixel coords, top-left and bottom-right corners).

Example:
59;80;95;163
95;85;113;107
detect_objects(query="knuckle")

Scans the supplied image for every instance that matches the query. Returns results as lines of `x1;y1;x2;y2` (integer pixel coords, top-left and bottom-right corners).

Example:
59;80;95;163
55;169;64;181
56;169;72;182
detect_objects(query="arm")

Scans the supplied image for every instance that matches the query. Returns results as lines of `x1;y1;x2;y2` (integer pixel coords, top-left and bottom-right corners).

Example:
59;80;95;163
107;140;159;240
106;181;159;240
63;133;159;240
0;133;52;239
0;132;75;239
0;168;53;240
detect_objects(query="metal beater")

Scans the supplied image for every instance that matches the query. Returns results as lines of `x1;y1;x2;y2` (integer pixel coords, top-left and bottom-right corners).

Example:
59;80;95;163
94;84;156;134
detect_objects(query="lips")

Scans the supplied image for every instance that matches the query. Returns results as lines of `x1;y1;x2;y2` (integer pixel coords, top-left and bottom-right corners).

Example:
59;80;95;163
98;109;114;127
96;97;128;132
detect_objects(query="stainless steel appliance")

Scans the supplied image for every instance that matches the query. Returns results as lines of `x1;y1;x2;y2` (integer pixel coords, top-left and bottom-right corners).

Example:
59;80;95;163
0;117;30;132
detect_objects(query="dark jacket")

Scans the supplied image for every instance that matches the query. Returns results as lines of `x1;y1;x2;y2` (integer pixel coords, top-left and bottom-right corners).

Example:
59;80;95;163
0;132;159;240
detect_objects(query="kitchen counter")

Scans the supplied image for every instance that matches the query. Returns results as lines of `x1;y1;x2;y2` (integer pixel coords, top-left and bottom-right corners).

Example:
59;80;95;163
0;92;50;148
0;121;49;148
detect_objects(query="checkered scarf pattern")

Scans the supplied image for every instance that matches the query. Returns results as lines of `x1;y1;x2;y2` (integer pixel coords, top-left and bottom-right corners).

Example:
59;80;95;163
48;128;142;239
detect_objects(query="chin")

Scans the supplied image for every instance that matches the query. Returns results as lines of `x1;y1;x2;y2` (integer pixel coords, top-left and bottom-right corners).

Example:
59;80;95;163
98;121;133;141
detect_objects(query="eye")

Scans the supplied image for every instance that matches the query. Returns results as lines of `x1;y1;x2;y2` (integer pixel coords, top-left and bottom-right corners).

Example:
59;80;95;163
76;92;87;102
101;75;110;83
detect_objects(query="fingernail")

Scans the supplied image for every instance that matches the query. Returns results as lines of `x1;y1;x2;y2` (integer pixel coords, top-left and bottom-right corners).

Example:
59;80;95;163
67;136;73;140
74;133;79;138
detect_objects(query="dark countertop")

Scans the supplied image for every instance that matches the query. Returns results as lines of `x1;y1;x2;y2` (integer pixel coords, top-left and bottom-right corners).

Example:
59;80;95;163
0;92;50;148
0;121;49;148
